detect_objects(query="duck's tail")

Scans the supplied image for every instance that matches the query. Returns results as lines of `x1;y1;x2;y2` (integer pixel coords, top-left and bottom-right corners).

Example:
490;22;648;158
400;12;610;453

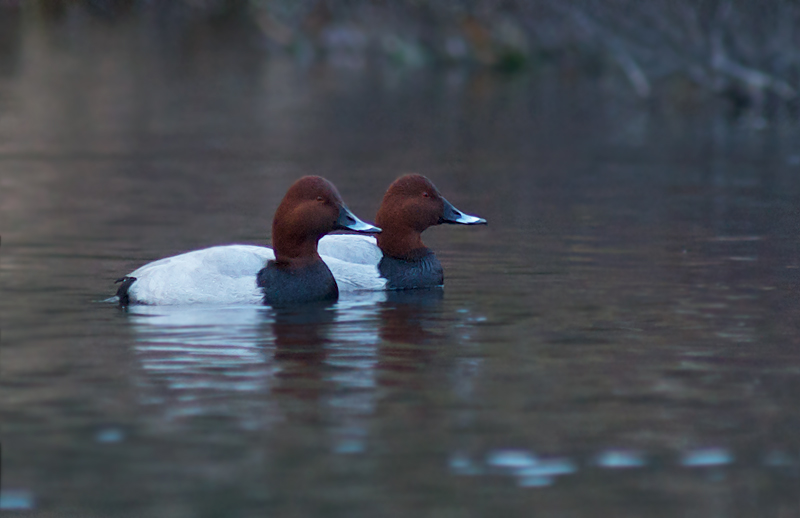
114;277;137;306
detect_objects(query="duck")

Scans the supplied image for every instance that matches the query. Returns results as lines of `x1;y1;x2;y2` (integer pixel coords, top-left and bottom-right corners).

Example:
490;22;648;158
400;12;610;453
115;176;381;306
317;174;486;290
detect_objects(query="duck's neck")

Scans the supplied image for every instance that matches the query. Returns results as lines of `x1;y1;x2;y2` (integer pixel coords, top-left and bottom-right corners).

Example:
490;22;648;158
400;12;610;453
272;228;323;267
376;226;430;261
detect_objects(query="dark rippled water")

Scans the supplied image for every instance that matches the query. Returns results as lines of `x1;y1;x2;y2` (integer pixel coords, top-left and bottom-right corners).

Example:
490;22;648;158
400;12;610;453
4;15;800;518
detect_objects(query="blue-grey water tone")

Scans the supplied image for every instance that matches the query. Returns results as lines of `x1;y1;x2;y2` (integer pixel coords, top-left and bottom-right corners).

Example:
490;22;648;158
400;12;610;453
3;15;800;518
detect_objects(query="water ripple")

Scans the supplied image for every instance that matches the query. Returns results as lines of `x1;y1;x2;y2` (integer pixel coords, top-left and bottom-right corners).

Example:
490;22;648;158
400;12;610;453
680;447;733;467
0;490;34;511
486;449;538;469
595;449;647;469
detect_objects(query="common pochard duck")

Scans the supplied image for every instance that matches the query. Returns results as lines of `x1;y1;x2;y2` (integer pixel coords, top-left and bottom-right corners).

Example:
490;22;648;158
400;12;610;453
317;174;486;289
115;176;381;306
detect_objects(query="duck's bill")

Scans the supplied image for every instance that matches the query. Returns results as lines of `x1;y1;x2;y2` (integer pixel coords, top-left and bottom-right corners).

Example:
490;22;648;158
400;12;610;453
336;205;382;233
440;198;487;225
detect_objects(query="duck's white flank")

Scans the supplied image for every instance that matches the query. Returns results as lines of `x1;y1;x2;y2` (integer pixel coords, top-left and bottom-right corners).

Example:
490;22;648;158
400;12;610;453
317;234;382;265
124;243;386;305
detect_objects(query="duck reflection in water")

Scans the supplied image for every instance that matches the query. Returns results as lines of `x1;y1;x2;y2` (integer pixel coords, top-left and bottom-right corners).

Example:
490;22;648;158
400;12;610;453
124;287;462;448
271;302;336;363
125;305;277;428
268;296;382;453
268;289;446;381
377;288;445;374
268;302;338;407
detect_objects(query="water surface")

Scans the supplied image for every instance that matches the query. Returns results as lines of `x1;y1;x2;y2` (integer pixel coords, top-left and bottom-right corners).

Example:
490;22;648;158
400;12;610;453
3;16;800;518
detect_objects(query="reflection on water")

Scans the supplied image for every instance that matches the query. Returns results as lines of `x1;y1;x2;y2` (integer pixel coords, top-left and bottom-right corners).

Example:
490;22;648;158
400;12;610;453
126;291;464;457
129;305;276;428
380;289;443;343
0;490;35;511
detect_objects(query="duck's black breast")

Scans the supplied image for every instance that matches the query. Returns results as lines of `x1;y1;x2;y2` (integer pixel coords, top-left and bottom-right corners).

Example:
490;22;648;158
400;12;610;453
257;260;338;306
378;250;444;290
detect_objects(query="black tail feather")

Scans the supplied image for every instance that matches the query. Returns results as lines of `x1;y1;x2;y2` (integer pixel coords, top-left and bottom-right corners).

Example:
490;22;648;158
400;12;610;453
115;277;136;306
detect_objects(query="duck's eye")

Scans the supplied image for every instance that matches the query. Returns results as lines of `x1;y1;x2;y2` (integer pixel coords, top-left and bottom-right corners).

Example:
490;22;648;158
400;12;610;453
422;192;430;198
316;196;325;202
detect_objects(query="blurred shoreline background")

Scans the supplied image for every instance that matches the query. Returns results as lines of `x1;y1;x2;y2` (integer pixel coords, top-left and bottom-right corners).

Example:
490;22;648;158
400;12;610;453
1;0;798;127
